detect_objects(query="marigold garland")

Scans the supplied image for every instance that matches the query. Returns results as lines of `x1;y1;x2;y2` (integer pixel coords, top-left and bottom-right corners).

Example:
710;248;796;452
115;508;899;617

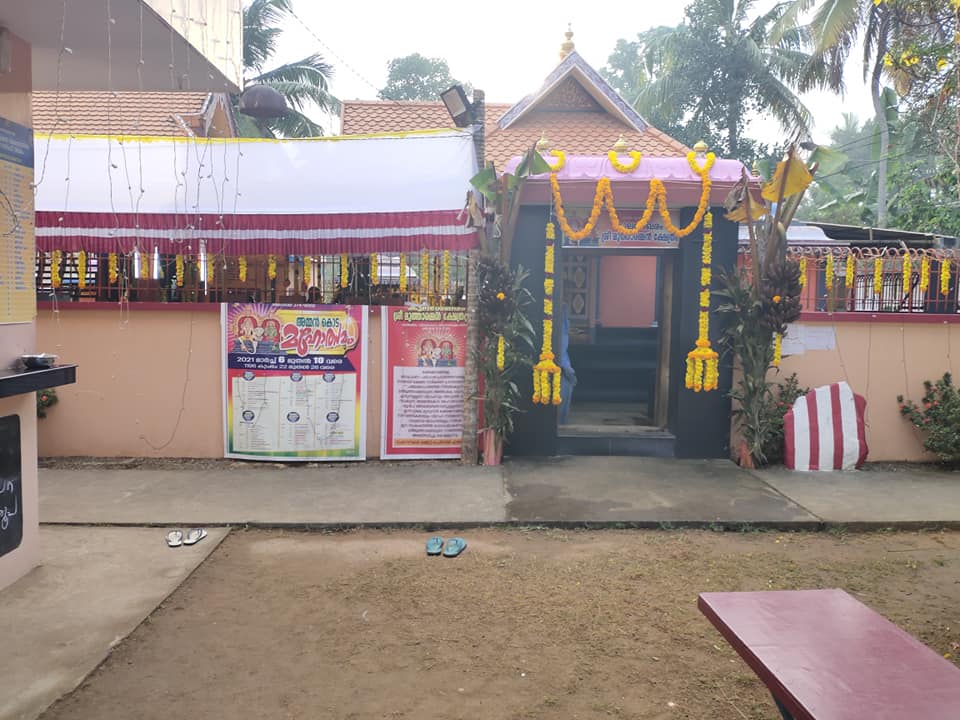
238;255;247;283
51;250;62;289
873;257;883;295
825;252;834;291
442;250;450;293
399;253;407;293
141;251;151;280
267;254;277;281
77;250;87;289
902;253;912;295
549;151;715;242
420;251;430;302
496;335;505;371
339;253;348;289
533;222;562;405
108;252;118;284
845;254;855;289
920;256;930;293
205;253;213;285
546;150;566;172
370;254;379;285
941;258;951;296
798;256;807;288
608;150;642;173
685;211;719;393
773;333;783;368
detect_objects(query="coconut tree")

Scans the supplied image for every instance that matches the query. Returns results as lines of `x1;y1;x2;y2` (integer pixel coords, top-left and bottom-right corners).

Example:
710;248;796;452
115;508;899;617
614;0;828;160
239;0;338;137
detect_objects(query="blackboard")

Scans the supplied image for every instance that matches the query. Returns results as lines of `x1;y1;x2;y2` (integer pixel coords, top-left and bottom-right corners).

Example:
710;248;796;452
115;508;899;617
0;414;22;557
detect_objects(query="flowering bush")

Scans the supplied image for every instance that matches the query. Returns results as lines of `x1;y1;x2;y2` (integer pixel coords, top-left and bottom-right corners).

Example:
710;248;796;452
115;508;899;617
898;373;960;463
37;388;58;418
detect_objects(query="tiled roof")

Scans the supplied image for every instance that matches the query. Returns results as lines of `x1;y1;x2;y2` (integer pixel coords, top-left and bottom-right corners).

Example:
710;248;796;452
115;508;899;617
339;99;512;136
340;99;689;169
32;91;212;136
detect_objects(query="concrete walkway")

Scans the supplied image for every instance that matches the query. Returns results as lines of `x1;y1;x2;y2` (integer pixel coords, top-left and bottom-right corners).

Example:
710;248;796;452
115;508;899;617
1;526;227;720
37;457;960;528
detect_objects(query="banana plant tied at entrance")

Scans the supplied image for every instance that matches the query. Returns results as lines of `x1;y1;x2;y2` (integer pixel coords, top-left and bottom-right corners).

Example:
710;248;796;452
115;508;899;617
685;211;719;392
533;222;562;405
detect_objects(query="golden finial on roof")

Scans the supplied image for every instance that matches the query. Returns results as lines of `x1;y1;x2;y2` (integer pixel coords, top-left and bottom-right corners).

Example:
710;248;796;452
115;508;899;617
612;134;630;153
559;24;575;60
535;131;551;153
693;140;709;156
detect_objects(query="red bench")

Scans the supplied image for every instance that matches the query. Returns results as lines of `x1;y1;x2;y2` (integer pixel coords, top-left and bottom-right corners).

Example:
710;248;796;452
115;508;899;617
699;589;960;720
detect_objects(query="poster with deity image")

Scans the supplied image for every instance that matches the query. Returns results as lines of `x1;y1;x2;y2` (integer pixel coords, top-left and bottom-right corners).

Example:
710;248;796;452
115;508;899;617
381;306;467;459
222;303;367;461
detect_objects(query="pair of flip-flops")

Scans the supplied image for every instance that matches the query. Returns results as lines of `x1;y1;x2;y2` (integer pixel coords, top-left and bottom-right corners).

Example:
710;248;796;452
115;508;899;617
165;529;207;548
426;536;467;557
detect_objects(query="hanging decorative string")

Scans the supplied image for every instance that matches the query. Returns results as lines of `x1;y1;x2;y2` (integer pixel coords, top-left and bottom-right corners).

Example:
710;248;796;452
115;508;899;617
941;258;951;296
303;256;313;288
420;250;430;304
902;252;912;295
370;253;378;285
496;335;506;371
175;254;184;287
339;254;348;289
238;255;247;283
267;254;277;281
920;256;930;293
873;256;884;295
108;252;119;284
77;249;87;289
141;250;151;280
204;252;212;285
533;222;562;405
684;211;719;392
798;256;807;288
824;251;834;292
399;253;407;293
845;253;855;289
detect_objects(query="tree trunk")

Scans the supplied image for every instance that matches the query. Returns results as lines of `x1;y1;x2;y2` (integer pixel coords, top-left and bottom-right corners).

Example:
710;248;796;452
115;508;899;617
459;248;480;464
870;24;890;227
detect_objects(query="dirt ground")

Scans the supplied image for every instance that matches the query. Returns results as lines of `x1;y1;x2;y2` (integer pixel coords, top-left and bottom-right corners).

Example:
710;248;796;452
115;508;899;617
43;529;960;720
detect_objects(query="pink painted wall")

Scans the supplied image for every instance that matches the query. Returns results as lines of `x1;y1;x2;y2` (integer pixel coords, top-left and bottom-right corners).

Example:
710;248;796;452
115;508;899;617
776;318;960;462
36;305;385;459
598;256;657;327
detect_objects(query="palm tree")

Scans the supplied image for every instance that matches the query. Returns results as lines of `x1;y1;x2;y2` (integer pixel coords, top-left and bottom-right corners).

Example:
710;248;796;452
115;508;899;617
239;0;338;137
627;0;827;160
795;0;898;224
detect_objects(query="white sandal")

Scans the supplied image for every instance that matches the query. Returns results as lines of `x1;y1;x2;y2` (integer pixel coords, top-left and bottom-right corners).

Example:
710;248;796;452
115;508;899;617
183;528;208;546
165;530;184;548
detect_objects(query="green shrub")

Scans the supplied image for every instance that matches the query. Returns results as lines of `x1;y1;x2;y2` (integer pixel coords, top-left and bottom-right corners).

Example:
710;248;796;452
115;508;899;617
898;373;960;463
763;374;808;464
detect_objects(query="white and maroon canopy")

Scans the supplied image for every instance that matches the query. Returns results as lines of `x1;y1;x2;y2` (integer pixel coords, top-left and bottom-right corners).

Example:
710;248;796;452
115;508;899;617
34;130;479;255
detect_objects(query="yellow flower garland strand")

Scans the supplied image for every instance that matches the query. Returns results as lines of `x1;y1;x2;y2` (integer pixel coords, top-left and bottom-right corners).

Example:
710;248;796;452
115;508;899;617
204;253;213;285
442;250;450;293
547;150;566;172
941;258;951;296
370;254;379;285
533;222;562;405
108;252;118;284
873;257;883;295
608;150;642;173
825;252;834;291
141;250;151;280
174;254;184;287
51;250;62;289
496;335;505;371
798;256;807;288
339;254;348;289
773;333;783;368
267;254;277;281
420;250;430;303
238;255;247;283
902;253;912;294
920;256;930;293
550;152;716;243
399;253;407;293
684;211;719;393
77;250;87;289
845;253;855;289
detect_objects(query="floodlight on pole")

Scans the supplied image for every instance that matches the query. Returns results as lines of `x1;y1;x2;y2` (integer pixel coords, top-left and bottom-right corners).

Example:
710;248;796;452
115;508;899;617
440;84;474;128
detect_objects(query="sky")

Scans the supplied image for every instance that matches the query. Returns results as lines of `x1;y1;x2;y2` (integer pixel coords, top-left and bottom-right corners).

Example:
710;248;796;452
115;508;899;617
276;0;875;147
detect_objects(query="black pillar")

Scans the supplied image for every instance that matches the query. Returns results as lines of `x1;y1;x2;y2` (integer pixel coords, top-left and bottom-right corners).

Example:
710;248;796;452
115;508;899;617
667;206;737;458
506;205;557;457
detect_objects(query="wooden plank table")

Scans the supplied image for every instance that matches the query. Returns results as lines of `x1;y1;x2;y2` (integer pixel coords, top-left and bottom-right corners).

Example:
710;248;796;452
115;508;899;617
699;589;960;720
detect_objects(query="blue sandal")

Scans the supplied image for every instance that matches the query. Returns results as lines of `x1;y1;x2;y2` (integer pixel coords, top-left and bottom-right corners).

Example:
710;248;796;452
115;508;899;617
443;538;467;558
426;536;444;556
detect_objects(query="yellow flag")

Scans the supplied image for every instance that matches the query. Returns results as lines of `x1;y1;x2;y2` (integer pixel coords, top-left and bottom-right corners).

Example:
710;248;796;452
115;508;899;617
762;156;813;202
724;192;769;222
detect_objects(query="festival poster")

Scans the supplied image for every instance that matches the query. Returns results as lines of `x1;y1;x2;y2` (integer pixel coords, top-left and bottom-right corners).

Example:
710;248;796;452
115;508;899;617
559;208;679;248
222;303;367;461
381;306;467;459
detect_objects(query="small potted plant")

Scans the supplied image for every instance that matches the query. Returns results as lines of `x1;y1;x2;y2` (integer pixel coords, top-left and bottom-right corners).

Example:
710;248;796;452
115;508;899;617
476;257;534;465
37;388;59;418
